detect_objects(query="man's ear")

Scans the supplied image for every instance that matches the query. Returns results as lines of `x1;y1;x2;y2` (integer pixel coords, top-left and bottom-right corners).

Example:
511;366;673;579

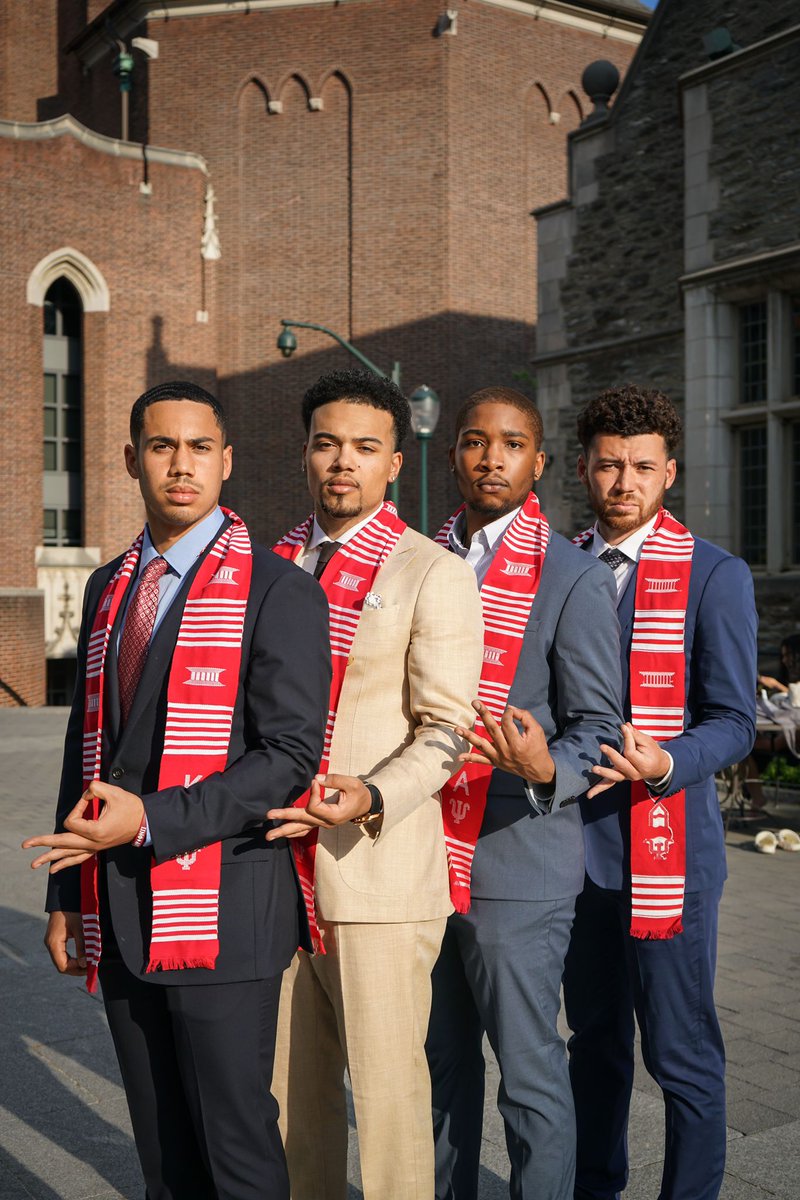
665;457;677;491
577;453;587;484
124;443;138;480
222;443;233;481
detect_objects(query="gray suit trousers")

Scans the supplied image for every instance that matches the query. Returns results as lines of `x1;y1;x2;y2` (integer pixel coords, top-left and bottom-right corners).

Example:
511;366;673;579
427;896;577;1200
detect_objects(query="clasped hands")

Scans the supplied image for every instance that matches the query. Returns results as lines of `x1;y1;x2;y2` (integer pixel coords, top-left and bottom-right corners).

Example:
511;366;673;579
22;781;146;874
457;702;671;800
266;774;373;840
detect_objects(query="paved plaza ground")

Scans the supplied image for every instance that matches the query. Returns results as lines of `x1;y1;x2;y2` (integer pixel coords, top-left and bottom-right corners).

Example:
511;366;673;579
1;708;799;1199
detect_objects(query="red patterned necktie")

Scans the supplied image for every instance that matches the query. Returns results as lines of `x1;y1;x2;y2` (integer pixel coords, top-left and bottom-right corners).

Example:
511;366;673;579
118;556;169;724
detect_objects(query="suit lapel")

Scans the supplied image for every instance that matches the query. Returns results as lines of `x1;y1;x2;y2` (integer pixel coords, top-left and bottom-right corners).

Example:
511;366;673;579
617;562;637;639
105;599;126;747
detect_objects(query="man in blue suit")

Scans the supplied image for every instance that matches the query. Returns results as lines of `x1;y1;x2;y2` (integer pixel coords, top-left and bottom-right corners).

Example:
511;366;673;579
564;386;757;1200
426;387;624;1200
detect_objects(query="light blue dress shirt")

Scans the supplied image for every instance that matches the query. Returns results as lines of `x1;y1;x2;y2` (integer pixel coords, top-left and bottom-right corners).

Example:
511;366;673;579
119;506;226;845
118;506;226;644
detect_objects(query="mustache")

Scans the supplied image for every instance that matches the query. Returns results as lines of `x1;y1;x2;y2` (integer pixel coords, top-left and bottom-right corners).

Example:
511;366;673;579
324;475;360;488
165;480;200;493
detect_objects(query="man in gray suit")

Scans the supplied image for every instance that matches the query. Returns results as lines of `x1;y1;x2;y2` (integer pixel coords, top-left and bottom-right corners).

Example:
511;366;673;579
426;387;623;1200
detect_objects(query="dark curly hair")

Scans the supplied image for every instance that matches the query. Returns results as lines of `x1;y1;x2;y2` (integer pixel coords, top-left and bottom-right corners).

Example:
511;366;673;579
454;386;544;448
577;385;682;455
130;380;225;445
301;368;411;450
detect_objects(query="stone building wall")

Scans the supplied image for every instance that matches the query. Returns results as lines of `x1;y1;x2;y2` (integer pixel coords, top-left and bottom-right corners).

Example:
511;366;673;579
706;38;800;261
534;0;800;658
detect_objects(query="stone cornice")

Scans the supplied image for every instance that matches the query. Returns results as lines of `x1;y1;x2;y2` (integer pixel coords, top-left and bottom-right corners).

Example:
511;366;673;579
471;1;646;44
69;0;646;68
0;113;208;175
679;243;800;293
678;22;800;90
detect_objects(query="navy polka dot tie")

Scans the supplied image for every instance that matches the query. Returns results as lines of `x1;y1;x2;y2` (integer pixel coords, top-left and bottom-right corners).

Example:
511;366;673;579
599;547;627;571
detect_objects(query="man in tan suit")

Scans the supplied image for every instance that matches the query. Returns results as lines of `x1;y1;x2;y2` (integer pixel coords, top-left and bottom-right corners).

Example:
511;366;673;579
267;369;483;1200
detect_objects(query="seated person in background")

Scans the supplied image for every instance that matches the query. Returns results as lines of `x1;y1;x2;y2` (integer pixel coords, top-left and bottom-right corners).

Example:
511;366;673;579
758;633;800;695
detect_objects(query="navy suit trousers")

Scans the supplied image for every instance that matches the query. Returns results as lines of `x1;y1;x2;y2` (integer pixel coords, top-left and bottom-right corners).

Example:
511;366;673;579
100;953;288;1200
563;878;726;1200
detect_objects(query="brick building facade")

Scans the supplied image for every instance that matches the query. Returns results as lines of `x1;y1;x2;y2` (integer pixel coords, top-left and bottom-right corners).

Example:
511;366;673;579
0;0;646;704
534;0;800;668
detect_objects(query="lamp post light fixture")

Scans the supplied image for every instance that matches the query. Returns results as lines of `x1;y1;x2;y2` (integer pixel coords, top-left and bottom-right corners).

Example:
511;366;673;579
408;385;441;537
277;318;403;505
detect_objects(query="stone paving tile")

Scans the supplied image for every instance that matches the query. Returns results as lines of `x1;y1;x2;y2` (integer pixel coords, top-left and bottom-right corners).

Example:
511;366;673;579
727;1060;800;1093
749;1026;800;1055
625;1160;779;1199
726;1094;797;1136
724;1119;800;1199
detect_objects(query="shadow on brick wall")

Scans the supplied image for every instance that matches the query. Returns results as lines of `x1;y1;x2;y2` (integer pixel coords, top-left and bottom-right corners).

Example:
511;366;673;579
144;310;538;545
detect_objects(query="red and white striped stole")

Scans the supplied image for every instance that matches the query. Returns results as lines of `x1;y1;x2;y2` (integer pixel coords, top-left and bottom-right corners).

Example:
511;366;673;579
272;502;406;951
80;510;252;992
574;509;693;939
436;492;549;912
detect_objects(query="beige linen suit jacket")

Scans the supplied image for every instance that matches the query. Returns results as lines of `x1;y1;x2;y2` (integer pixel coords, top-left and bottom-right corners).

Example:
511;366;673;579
308;526;484;924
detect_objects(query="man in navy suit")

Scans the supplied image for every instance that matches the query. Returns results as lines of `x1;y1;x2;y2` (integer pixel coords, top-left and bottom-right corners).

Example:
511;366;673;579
563;386;757;1200
23;381;330;1200
426;388;623;1200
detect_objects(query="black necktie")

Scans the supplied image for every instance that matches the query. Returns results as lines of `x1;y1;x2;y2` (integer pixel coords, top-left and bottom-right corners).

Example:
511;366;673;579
599;547;627;571
313;541;342;580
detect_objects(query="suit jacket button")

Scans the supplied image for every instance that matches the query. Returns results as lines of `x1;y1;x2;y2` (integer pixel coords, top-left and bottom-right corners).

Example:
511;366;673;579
111;767;124;780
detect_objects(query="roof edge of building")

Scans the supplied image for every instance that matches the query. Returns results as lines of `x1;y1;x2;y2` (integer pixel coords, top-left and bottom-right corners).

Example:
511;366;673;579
0;113;208;174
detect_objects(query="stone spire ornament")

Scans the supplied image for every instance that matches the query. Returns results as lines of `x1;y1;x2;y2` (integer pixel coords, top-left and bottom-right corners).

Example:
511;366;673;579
201;184;222;261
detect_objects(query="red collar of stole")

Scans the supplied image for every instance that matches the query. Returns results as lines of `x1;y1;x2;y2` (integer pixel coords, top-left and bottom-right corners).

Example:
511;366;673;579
80;510;252;992
573;508;694;939
435;493;550;912
272;502;407;952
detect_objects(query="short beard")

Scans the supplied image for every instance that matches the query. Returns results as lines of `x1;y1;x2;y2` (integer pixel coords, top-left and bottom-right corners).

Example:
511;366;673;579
319;493;363;521
466;494;520;522
595;490;665;536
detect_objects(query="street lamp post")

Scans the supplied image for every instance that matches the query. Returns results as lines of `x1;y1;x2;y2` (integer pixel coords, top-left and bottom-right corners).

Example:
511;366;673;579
408;385;441;537
277;319;402;505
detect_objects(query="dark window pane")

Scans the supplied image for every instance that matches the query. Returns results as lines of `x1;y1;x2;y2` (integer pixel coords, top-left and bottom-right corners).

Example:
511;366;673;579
63;442;81;473
61;304;81;339
44;408;57;438
63;510;82;546
43;301;56;336
739;424;767;566
44;374;56;406
792;296;800;397
793;422;800;565
64;408;81;439
43;442;57;471
44;278;82;338
740;302;767;405
64;375;81;408
43;509;57;544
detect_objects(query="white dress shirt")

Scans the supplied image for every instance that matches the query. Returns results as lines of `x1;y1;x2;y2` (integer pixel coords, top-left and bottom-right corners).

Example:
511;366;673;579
298;508;383;575
589;513;658;598
588;515;674;793
447;507;520;586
